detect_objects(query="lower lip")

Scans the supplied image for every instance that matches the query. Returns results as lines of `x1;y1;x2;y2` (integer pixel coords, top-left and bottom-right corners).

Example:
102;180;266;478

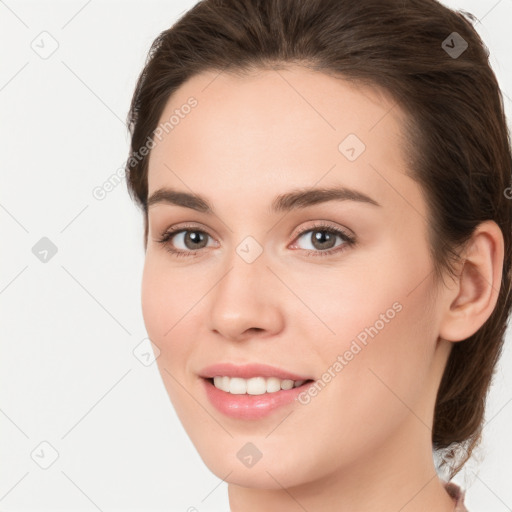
202;378;312;420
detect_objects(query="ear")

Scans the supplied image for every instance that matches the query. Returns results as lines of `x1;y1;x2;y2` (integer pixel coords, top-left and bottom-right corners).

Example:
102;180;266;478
438;220;504;342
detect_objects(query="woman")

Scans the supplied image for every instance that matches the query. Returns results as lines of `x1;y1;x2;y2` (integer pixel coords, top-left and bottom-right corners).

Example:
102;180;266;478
125;0;512;510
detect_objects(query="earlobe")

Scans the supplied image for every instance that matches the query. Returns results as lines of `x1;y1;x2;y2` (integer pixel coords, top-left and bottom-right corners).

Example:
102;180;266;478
438;220;504;343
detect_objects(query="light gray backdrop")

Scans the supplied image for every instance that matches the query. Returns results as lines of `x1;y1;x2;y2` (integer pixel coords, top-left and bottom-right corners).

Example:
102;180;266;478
1;0;511;510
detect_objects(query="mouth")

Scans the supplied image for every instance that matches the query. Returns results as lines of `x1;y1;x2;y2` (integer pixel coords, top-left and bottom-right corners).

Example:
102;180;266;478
206;376;313;395
198;363;315;419
199;362;313;382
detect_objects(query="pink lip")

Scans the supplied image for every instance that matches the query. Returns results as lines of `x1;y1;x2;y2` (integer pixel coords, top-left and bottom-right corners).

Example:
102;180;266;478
199;362;311;381
201;378;312;420
199;363;314;420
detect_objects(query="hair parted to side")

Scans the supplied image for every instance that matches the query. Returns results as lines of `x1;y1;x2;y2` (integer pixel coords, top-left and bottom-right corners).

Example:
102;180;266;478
125;0;512;479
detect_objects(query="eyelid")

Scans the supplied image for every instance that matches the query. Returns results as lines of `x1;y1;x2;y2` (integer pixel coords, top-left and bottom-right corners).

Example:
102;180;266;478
155;222;218;247
290;220;355;241
155;221;215;240
156;220;356;257
155;220;352;243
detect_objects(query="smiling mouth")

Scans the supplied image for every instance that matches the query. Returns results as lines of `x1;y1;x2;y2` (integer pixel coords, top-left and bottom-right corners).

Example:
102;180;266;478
206;376;315;395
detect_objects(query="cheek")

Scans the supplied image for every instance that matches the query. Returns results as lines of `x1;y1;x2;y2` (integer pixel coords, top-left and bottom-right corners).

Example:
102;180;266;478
141;254;196;339
286;257;408;358
140;255;189;368
141;254;205;375
141;258;193;413
314;237;436;352
297;247;437;413
332;275;436;425
141;257;166;340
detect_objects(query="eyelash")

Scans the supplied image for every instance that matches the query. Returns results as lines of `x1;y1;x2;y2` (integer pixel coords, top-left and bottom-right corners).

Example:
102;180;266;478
156;222;356;259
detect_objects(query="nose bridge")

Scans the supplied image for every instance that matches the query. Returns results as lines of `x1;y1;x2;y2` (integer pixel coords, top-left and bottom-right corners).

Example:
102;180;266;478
214;235;270;309
207;234;284;339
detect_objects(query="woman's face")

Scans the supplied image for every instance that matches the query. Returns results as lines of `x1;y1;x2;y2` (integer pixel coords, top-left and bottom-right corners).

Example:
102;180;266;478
141;66;453;488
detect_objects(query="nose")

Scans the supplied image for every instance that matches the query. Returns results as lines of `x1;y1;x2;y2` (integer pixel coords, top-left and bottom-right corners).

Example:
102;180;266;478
207;247;285;342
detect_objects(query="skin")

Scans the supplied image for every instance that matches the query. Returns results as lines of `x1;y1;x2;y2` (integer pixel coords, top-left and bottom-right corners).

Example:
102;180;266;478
141;65;504;511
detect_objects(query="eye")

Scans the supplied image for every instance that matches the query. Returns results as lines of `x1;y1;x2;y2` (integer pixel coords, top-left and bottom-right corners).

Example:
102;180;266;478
156;221;356;259
290;222;355;257
156;225;216;258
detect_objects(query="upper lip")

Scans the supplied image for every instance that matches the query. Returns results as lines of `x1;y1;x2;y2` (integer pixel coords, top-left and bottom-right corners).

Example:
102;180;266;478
199;363;312;381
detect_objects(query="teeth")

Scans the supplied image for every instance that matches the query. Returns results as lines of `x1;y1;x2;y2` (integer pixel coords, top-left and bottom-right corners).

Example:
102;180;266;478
212;376;307;394
246;376;266;395
266;377;281;393
229;377;247;394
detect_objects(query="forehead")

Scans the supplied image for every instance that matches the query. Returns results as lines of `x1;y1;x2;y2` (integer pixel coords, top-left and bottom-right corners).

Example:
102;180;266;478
146;65;422;216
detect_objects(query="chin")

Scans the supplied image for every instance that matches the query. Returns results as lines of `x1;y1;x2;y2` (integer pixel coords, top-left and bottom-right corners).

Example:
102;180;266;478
189;433;323;490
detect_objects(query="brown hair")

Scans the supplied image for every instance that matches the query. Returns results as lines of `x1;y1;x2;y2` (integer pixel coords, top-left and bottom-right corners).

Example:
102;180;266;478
125;0;512;479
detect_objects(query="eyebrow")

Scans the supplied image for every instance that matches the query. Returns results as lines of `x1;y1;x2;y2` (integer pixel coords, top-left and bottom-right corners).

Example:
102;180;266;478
147;185;381;214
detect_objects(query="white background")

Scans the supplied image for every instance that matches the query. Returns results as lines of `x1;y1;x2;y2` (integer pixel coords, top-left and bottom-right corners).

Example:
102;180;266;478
0;1;511;511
